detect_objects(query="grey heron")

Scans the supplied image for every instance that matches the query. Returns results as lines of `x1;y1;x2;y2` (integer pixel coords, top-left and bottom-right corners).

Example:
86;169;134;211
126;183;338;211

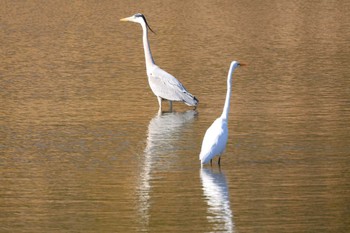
199;61;245;166
120;13;198;111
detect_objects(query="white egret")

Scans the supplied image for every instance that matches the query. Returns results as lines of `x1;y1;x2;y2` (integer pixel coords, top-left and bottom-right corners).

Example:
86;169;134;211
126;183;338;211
120;13;198;111
199;61;245;166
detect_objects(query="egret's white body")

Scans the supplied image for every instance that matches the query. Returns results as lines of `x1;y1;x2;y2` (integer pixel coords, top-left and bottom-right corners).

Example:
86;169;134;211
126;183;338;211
199;61;243;165
120;13;198;111
200;118;228;165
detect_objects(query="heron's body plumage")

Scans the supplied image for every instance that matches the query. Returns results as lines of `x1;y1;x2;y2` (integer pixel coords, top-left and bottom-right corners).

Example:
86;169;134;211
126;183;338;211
121;13;198;110
147;65;198;106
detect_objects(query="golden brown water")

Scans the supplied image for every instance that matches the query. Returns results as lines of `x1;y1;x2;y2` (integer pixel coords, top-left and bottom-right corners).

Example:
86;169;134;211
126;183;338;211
1;1;350;232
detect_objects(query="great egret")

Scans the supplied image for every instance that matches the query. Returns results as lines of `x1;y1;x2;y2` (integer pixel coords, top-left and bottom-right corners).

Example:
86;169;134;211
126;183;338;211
120;13;198;111
199;61;245;166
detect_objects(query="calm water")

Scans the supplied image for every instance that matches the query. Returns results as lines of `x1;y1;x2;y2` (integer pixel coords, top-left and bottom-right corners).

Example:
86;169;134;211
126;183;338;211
1;1;350;232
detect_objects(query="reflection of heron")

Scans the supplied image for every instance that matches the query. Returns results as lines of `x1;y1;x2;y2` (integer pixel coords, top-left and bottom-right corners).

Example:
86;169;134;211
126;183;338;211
120;13;198;111
137;110;197;227
200;168;234;232
200;61;246;166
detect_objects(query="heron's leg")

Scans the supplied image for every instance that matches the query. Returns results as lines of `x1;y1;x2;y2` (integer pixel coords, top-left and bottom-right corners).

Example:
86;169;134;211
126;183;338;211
157;96;162;110
218;156;221;166
169;101;173;112
210;159;212;166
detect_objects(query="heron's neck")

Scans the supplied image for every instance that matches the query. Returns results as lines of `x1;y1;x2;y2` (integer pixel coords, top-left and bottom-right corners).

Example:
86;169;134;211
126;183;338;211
221;67;235;120
141;22;155;70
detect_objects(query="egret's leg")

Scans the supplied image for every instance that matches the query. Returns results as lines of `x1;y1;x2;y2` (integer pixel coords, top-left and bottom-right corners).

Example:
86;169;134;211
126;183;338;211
169;101;173;112
157;96;162;110
218;157;221;166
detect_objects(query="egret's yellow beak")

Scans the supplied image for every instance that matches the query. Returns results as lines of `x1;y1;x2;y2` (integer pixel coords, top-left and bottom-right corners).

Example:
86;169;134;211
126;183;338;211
120;16;132;22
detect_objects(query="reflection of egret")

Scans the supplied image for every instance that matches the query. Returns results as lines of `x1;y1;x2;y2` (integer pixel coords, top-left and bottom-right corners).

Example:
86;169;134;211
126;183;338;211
138;110;197;227
200;168;234;232
120;13;198;111
200;61;246;166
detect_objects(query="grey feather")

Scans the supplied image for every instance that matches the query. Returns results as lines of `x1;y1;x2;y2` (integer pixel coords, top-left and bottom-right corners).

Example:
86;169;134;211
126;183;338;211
148;66;198;106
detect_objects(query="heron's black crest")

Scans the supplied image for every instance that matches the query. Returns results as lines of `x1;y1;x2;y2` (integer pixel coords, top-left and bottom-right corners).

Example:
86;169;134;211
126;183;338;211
135;13;156;34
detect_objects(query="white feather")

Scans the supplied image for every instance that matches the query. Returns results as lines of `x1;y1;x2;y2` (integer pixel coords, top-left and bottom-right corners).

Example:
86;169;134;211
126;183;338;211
199;118;228;164
199;61;242;165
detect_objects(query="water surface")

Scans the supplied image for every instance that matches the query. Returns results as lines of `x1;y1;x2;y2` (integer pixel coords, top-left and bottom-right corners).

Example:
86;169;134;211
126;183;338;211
1;1;350;232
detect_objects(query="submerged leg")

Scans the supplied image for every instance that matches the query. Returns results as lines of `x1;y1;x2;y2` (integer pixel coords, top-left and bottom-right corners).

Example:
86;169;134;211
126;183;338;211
169;101;173;112
157;96;162;110
157;108;162;116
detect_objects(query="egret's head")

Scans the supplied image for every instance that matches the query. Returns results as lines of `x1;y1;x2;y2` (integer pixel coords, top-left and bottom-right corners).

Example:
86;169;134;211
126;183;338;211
120;13;155;34
230;61;247;69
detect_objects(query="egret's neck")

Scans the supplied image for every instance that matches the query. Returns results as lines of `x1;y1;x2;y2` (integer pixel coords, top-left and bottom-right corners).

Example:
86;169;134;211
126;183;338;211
221;67;235;120
141;22;155;70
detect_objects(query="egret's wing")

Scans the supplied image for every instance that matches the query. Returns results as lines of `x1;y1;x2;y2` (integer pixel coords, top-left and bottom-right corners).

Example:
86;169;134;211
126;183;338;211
200;118;228;164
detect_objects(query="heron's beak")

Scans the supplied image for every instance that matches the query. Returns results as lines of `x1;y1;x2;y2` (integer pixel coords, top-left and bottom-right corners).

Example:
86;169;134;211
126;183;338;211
239;63;247;67
120;16;132;22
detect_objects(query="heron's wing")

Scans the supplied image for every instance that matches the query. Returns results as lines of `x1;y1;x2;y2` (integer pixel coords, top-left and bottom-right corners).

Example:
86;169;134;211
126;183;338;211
200;118;228;163
148;67;190;101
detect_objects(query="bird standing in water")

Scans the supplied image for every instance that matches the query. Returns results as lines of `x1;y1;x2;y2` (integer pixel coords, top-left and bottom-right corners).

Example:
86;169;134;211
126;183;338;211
199;61;245;166
120;13;198;111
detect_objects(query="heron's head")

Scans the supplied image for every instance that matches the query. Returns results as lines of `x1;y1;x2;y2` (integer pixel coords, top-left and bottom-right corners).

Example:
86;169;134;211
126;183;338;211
120;13;155;34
